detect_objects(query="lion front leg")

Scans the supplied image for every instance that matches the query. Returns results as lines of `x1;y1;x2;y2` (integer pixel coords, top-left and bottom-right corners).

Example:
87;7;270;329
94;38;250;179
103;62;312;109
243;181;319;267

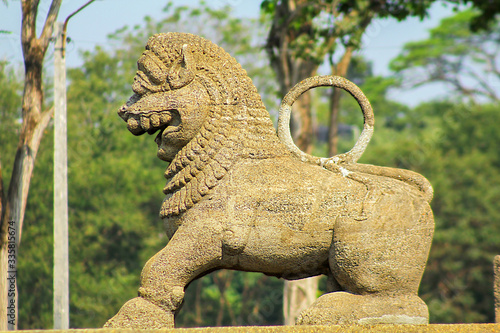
104;223;223;328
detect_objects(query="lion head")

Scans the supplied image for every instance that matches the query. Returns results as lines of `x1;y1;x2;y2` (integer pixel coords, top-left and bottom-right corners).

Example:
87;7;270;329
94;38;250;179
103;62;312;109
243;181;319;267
118;32;290;218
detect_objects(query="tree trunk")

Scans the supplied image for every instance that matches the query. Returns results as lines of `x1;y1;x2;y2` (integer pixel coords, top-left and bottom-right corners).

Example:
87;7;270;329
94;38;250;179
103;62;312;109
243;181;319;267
0;1;61;329
194;280;203;326
326;4;375;157
1;110;52;329
283;276;320;325
328;46;354;157
0;163;10;330
328;89;341;157
291;75;314;154
0;56;52;329
266;0;318;155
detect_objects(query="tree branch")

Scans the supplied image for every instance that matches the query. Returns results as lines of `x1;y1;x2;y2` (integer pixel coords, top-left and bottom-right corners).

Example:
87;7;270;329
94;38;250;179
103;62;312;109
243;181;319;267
21;0;39;49
484;46;500;77
39;0;62;51
446;76;479;102
464;67;499;101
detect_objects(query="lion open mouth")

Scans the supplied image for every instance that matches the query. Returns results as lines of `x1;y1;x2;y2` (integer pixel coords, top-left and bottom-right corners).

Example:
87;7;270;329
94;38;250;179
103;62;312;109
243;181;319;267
118;105;173;145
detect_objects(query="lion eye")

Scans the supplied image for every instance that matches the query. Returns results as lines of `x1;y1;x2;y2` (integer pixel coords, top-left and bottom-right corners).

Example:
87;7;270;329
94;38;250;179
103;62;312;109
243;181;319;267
137;50;168;85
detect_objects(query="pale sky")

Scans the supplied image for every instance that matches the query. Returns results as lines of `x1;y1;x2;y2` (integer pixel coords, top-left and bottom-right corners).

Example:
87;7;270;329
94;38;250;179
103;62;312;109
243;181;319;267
0;0;457;105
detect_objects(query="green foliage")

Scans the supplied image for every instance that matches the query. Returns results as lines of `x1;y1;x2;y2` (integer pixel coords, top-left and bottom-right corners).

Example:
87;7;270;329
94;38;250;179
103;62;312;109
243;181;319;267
445;0;500;31
178;271;283;327
420;103;500;323
261;0;436;65
390;9;500;103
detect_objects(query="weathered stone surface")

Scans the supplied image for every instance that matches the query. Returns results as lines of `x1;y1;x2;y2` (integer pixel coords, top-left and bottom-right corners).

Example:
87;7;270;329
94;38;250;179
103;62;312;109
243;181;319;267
7;325;500;333
297;293;428;325
105;32;435;328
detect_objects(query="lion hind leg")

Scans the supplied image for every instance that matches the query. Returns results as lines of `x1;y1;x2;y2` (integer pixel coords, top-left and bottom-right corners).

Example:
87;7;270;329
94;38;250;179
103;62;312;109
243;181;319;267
308;202;434;325
330;199;433;296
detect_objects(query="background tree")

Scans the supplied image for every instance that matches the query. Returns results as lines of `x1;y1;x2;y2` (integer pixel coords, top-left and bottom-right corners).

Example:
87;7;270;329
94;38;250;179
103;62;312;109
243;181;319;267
390;9;500;103
420;103;500;323
0;62;24;326
445;0;500;31
261;0;433;156
0;1;62;329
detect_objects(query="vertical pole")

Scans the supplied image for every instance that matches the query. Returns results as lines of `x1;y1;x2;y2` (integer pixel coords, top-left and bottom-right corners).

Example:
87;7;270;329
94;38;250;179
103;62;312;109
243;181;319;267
495;255;500;323
53;21;69;330
283;277;320;325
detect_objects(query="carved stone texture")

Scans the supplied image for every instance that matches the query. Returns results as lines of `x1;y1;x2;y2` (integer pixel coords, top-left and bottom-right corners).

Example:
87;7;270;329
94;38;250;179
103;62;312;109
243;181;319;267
104;32;435;328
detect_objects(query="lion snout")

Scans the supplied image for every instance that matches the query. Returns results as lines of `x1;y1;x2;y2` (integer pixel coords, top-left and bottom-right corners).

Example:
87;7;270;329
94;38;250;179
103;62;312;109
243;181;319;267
118;104;128;121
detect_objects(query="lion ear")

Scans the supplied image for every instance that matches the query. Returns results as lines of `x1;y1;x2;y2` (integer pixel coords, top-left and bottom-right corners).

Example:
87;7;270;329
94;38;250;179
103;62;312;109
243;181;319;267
168;44;195;89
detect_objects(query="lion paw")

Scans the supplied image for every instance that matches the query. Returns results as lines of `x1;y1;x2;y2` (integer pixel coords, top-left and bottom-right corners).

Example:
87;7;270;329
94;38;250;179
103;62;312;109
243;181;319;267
104;297;174;329
296;292;428;325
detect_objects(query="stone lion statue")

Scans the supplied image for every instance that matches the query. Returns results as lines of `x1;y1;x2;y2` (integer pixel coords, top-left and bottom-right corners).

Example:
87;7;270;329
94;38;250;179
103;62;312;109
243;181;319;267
105;32;434;328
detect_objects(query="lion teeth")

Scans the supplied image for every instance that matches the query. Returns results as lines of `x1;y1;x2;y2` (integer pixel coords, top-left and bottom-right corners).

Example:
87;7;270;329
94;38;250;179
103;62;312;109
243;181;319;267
140;115;151;131
123;110;173;136
160;112;171;125
127;116;139;129
127;116;146;135
150;113;161;127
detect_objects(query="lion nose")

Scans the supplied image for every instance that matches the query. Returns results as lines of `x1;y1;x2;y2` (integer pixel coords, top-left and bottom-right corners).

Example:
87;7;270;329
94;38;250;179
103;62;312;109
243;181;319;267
118;104;128;121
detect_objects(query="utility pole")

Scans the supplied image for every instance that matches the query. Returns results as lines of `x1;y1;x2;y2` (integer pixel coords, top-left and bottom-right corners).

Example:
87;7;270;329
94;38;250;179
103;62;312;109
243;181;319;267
283;276;320;325
52;2;96;329
53;21;69;330
495;255;500;323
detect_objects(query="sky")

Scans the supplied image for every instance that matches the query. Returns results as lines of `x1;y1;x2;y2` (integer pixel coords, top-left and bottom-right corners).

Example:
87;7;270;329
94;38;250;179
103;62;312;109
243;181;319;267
0;0;458;106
